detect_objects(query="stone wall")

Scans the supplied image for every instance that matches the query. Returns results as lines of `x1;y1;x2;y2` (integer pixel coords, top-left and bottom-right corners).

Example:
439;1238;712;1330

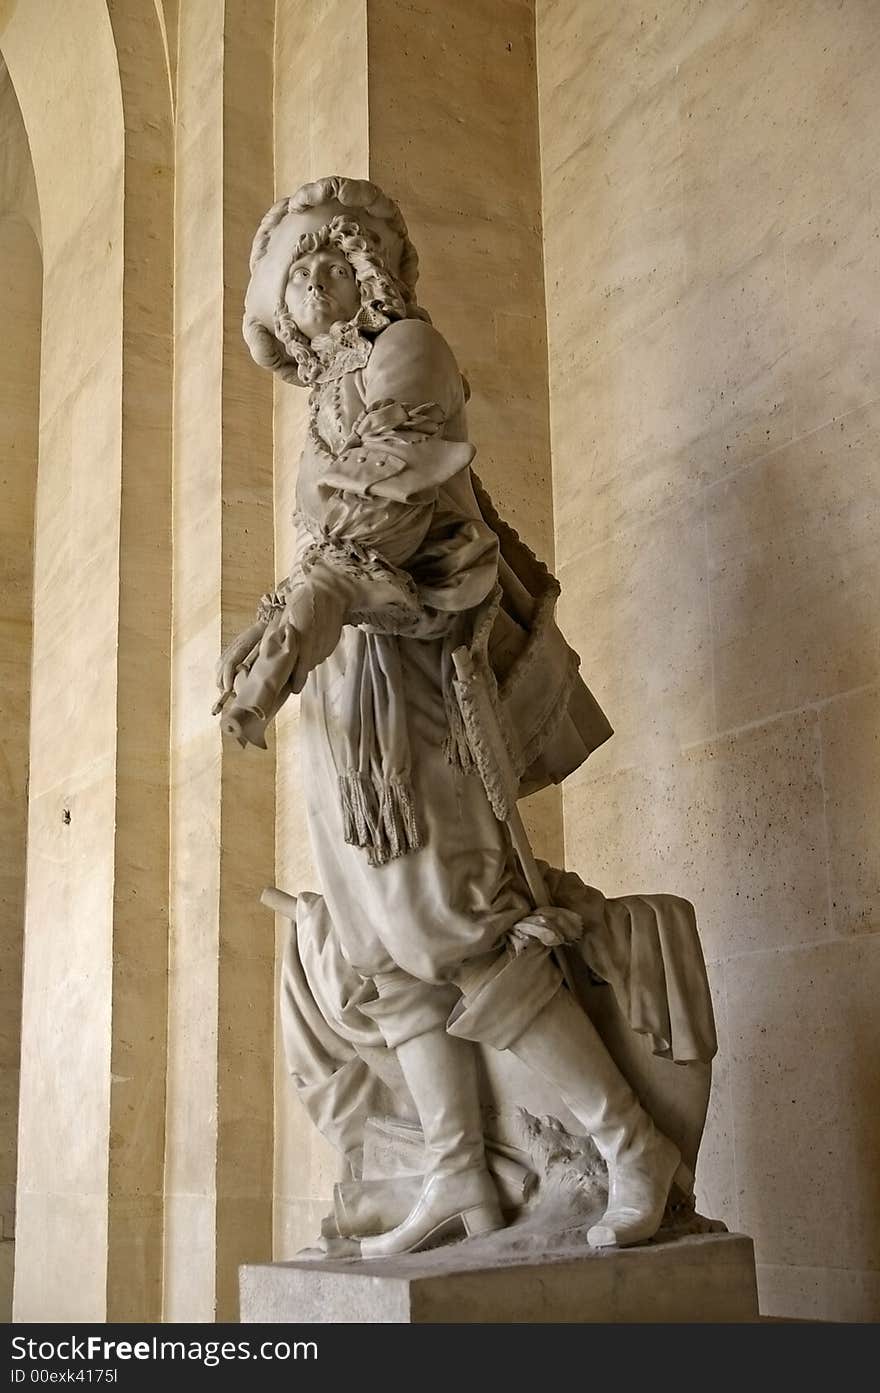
537;0;880;1322
165;0;276;1323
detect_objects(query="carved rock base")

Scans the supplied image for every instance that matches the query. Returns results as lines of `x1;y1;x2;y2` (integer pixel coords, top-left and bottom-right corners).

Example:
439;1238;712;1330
239;1231;759;1323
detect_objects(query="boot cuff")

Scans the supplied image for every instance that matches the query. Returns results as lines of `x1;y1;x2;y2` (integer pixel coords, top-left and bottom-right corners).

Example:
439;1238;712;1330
447;943;563;1050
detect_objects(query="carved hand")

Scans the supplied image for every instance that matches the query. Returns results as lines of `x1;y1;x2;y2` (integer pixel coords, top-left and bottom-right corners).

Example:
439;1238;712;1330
283;576;351;693
214;620;266;703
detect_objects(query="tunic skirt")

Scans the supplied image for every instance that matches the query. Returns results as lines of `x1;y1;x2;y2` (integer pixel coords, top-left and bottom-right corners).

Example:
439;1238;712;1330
300;625;533;984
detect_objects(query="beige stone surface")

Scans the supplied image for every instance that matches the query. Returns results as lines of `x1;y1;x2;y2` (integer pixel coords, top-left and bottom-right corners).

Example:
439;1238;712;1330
1;0;126;1324
275;0;368;187
551;246;794;567
0;1241;11;1323
0;2;124;263
0;59;39;241
558;495;713;774
708;402;880;731
784;178;880;439
674;715;831;960
12;1192;108;1325
273;1197;335;1264
756;1262;880;1324
539;0;880;1322
727;937;880;1277
678;1;880;281
1;0;180;1323
543;77;685;375
368;0;554;564
0;88;40;1321
105;0;176;1321
163;1192;216;1324
163;0;224;1324
520;783;564;868
164;0;276;1324
820;686;880;936
565;710;831;964
538;1;732;176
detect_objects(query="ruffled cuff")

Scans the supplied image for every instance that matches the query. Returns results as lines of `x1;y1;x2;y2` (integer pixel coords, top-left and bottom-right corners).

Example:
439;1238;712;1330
298;532;454;639
315;399;475;503
256;581;291;624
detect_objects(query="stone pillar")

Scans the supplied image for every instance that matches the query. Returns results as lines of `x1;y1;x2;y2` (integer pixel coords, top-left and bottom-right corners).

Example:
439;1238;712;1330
366;0;561;863
164;0;276;1323
2;0;179;1322
104;0;174;1322
0;62;41;1321
216;0;277;1326
1;0;126;1323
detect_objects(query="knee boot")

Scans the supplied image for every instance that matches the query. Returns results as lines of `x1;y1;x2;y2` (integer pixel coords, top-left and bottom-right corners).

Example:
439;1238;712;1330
507;986;691;1248
356;1026;504;1259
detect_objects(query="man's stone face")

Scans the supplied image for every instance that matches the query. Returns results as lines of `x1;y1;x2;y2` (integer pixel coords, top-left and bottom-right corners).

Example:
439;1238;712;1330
286;247;361;340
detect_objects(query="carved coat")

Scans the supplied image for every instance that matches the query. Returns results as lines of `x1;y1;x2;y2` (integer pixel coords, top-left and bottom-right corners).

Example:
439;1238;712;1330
228;317;612;983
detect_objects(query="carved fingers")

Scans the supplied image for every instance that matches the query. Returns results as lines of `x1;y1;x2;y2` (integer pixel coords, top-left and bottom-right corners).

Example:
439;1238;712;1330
214;620;266;705
284;582;349;694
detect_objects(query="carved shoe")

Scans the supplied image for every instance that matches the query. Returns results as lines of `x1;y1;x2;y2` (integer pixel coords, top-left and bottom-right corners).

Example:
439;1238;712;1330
358;1165;504;1259
504;985;689;1249
587;1132;689;1248
334;1024;505;1260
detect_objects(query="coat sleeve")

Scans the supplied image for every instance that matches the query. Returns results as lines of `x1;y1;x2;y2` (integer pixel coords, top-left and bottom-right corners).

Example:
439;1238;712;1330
217;321;498;745
298;319;478;567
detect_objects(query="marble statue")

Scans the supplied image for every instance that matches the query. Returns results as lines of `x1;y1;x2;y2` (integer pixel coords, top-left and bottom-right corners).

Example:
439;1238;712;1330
215;176;718;1260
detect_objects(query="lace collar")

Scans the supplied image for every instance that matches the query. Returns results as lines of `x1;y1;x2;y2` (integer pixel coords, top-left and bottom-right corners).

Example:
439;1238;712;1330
311;322;373;383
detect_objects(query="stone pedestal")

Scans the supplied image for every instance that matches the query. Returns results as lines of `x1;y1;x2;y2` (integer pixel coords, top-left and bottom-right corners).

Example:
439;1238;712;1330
240;1232;759;1323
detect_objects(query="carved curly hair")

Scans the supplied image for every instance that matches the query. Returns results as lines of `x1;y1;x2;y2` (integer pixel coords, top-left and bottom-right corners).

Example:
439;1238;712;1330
243;176;425;387
272;217;408;384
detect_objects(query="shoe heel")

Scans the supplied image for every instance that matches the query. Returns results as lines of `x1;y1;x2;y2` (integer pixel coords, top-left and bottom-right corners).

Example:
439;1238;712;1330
462;1202;504;1238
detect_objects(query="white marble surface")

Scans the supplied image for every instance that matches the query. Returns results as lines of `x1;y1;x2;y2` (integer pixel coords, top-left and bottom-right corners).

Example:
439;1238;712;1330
241;1231;759;1323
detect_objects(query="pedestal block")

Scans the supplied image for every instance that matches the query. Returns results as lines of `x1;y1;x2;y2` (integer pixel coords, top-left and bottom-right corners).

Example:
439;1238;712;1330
240;1231;759;1323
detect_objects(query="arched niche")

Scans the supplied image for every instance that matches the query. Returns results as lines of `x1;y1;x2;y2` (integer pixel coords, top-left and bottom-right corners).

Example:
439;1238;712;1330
0;0;173;1321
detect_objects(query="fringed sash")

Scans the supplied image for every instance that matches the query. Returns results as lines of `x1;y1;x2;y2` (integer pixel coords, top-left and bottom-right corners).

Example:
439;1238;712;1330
332;589;503;867
335;629;423;867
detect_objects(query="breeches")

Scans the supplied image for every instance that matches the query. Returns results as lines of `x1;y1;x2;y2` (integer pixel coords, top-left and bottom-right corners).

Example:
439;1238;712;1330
299;628;567;1048
353;942;562;1051
301;630;536;983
